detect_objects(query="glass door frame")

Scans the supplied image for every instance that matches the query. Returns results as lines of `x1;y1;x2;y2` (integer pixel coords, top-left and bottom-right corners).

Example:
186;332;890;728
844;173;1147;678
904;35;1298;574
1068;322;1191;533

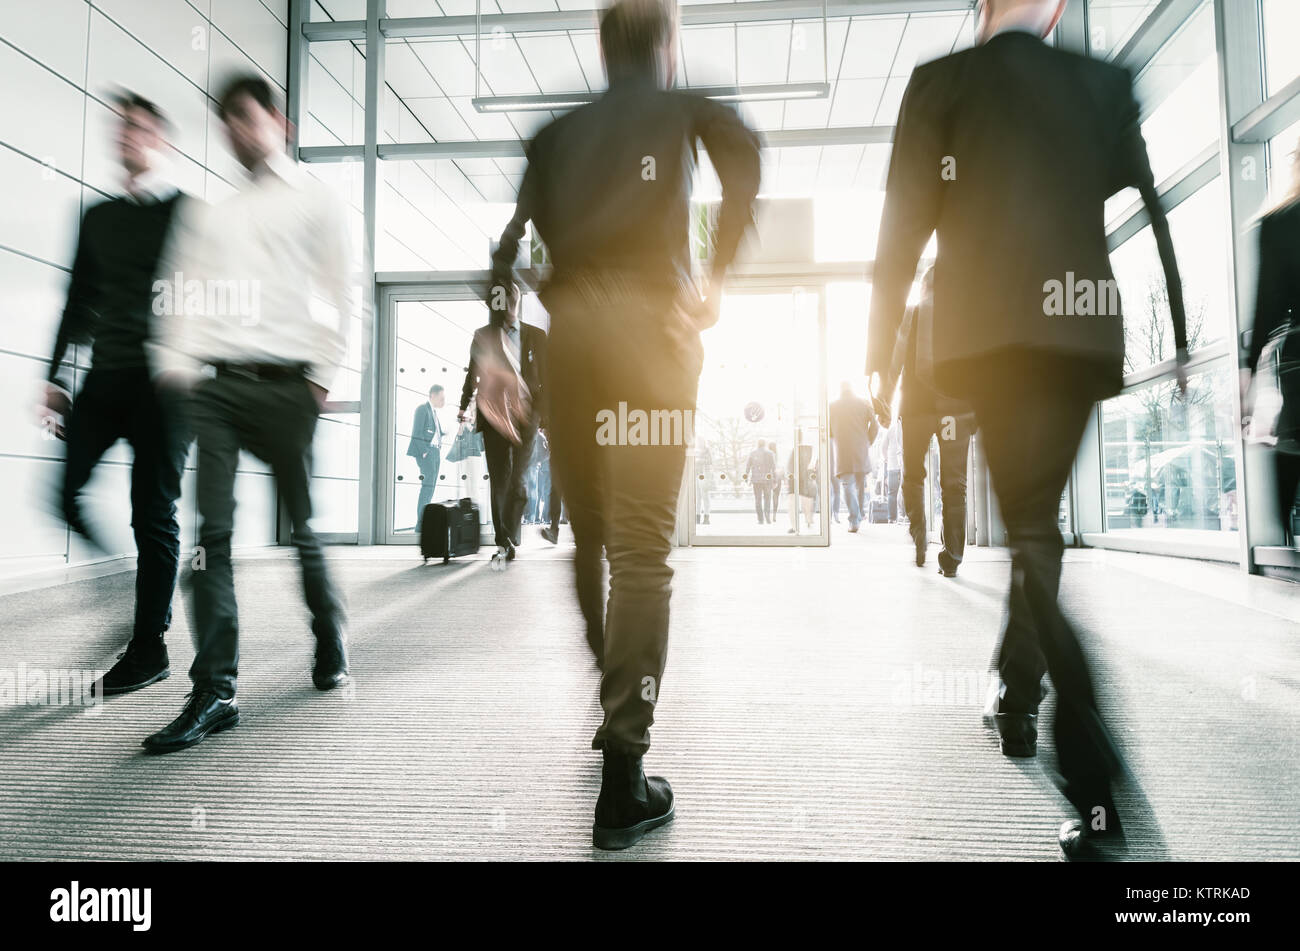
682;277;831;548
375;277;499;545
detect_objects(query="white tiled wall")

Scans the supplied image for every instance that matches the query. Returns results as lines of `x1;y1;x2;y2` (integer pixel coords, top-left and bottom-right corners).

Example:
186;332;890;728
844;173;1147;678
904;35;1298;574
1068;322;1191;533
0;0;289;579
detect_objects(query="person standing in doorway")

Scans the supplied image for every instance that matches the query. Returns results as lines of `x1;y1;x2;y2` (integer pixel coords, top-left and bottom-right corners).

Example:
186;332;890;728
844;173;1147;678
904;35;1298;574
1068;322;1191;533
407;383;446;529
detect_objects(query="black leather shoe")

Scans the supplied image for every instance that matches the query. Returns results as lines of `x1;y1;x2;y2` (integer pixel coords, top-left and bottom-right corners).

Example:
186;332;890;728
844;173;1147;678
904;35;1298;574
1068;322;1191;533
1059;820;1128;861
593;751;675;850
993;712;1037;757
914;539;926;567
312;633;350;690
540;526;558;545
142;690;238;754
505;542;517;561
97;634;170;696
937;550;958;578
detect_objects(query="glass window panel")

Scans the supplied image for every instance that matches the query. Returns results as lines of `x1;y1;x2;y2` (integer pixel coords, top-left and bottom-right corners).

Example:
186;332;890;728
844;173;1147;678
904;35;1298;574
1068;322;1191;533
1134;3;1218;186
1267;117;1300;202
1086;0;1162;60
1101;359;1241;535
1109;179;1228;375
303;40;366;147
1263;0;1300;97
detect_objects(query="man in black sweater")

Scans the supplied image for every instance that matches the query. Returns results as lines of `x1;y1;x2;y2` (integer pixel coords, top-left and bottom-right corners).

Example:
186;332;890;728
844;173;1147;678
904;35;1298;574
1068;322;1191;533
40;93;190;697
866;0;1188;859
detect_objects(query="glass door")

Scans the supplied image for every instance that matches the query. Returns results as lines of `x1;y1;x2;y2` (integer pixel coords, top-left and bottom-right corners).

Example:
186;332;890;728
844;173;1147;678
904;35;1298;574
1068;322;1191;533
687;285;829;546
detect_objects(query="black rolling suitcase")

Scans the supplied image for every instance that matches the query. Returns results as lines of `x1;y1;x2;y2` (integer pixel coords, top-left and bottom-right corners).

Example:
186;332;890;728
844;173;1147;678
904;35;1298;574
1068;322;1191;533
420;498;481;563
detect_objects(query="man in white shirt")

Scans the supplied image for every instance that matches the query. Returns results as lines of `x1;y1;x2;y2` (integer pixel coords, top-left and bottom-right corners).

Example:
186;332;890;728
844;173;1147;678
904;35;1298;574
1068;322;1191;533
144;75;355;754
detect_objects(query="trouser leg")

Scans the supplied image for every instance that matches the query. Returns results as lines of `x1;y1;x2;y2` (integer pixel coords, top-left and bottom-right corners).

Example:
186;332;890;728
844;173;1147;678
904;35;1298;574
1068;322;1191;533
482;424;513;548
60;370;121;548
416;452;439;525
938;416;972;563
901;415;932;548
126;370;189;638
972;384;1122;822
246;376;343;641
187;377;242;700
1276;452;1300;542
504;426;536;545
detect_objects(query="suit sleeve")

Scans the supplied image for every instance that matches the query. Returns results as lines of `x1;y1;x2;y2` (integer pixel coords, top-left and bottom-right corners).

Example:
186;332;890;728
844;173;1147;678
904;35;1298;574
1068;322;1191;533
1116;72;1188;354
867;67;946;378
490;143;539;302
49;206;100;387
460;331;479;415
694;97;763;280
1249;213;1285;374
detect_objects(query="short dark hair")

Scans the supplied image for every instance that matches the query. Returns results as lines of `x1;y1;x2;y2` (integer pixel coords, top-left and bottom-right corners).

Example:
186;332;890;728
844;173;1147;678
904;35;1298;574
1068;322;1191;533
599;0;676;81
216;74;279;121
110;91;169;132
429;384;444;396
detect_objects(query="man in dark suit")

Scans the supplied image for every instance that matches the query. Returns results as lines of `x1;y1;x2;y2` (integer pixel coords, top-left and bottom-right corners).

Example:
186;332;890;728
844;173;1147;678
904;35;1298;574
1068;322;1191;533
458;282;547;566
828;381;879;532
38;93;190;698
487;0;761;849
743;439;776;523
866;0;1188;859
890;267;974;576
406;383;446;528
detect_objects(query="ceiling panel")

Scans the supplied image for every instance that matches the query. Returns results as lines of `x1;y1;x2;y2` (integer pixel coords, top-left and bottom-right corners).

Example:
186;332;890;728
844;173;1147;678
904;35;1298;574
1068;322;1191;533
737;23;791;86
781;95;834;130
839;16;908;80
890;13;968;76
516;33;590;92
681;25;737;87
789;17;848;84
476;35;542;95
408;38;479;97
828;77;886;127
403;96;475;140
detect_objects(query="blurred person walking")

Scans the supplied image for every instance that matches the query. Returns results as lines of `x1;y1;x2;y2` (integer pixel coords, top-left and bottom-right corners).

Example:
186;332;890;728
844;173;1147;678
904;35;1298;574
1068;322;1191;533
487;0;760;849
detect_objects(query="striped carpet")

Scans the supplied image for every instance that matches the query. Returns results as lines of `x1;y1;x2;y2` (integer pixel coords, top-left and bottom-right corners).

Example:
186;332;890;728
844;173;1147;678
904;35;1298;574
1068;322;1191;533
0;529;1296;861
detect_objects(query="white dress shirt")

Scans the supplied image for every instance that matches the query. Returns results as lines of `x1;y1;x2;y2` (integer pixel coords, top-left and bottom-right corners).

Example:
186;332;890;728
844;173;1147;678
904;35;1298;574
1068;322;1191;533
149;150;355;391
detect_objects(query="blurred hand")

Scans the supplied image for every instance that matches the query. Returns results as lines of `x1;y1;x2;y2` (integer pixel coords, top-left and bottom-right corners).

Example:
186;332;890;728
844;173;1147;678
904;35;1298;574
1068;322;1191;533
36;382;70;439
155;370;195;397
1174;348;1190;398
1240;368;1255;425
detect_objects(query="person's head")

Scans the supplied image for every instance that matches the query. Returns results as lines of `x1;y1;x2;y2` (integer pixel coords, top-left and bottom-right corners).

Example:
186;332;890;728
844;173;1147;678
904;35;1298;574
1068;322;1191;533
429;384;445;408
975;0;1067;44
216;74;287;172
600;0;678;88
767;441;776;452
839;380;854;398
112;92;168;179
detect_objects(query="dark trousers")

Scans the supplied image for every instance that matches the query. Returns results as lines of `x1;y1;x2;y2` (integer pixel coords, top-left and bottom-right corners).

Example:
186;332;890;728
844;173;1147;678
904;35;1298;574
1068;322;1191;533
901;411;972;562
482;422;536;549
1277;451;1300;541
967;380;1123;823
415;449;441;527
62;366;189;639
544;293;700;757
752;482;770;521
187;372;342;700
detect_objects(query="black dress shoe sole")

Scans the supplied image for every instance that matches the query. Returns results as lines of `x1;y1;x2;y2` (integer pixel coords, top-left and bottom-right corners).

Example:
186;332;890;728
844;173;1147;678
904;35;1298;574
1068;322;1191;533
999;739;1037;758
593;803;675;851
313;671;349;691
141;707;239;755
1059;820;1128;861
101;668;170;697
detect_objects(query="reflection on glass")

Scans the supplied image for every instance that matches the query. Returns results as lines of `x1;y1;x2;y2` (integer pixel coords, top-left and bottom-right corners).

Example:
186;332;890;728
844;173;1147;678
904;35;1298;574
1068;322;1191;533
391;299;490;535
1135;4;1217;186
1102;361;1240;533
693;289;824;540
1109;180;1228;375
1086;0;1162;60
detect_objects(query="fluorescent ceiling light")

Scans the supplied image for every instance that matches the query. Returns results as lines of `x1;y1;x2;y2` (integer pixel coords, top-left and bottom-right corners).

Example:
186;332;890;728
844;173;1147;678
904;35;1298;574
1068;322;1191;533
472;82;832;113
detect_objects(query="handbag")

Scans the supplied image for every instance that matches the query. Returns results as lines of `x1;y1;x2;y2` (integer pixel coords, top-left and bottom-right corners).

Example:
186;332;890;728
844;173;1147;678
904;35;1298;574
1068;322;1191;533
1249;320;1300;455
445;426;484;463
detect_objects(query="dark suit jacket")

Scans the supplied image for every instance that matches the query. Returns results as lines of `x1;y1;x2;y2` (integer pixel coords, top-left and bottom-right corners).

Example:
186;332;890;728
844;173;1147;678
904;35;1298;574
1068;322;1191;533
867;30;1187;401
1250;200;1300;382
459;320;548;434
829;395;879;476
406;401;443;459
